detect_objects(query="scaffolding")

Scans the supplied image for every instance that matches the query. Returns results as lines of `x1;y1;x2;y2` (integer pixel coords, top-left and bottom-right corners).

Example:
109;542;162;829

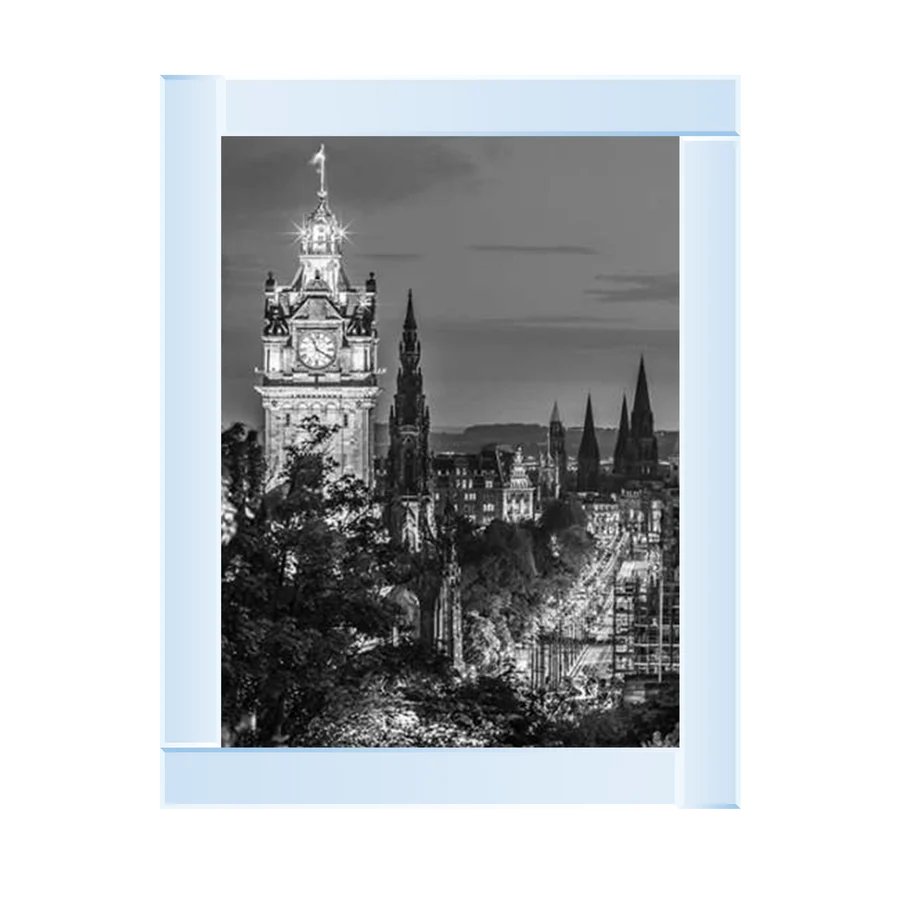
612;493;680;682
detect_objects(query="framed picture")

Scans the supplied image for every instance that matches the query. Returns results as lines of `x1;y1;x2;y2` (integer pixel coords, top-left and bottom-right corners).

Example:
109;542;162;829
161;78;738;807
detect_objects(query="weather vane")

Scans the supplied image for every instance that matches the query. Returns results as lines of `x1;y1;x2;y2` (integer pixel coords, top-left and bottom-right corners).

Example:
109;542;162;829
310;143;327;198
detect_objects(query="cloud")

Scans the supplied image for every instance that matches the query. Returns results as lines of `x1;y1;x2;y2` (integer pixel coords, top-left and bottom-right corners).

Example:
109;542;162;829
585;272;679;304
469;243;601;256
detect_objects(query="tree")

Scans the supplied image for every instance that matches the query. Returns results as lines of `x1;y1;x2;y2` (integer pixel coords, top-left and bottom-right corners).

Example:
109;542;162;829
221;416;677;748
222;416;402;745
556;677;680;747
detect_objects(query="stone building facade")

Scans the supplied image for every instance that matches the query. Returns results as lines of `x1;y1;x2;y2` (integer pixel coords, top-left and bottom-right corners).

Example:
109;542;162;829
432;445;535;527
256;153;380;486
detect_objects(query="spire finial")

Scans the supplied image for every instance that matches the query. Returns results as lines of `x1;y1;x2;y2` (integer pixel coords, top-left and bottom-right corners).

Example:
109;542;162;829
404;289;417;330
310;143;327;198
582;394;595;432
633;355;651;416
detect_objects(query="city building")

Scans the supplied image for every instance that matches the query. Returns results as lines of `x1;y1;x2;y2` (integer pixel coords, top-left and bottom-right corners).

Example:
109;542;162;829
256;147;380;485
611;478;680;686
618;489;664;548
668;435;680;485
581;498;620;541
503;446;537;521
611;555;679;682
433;445;535;526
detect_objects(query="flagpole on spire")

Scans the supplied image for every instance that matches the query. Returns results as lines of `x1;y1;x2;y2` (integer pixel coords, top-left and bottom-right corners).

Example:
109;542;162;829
310;143;327;198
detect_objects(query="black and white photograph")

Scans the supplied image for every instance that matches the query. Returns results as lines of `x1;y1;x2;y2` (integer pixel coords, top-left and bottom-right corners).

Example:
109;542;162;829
221;137;680;747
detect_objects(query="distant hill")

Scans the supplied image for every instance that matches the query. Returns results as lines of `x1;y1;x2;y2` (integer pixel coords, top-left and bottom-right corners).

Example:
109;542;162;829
374;422;678;460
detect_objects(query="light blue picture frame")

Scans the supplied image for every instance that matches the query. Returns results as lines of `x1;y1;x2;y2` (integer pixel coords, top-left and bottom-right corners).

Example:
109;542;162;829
161;77;739;807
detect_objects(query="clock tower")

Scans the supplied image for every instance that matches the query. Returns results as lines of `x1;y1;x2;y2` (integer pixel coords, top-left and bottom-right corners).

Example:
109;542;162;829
256;145;381;486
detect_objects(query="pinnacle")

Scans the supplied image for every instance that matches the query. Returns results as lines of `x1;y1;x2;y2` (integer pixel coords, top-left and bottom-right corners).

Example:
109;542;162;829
404;289;417;330
633;356;651;414
578;394;599;460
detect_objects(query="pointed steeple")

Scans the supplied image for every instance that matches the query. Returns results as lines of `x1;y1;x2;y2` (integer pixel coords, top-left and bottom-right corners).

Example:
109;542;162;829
618;393;630;431
628;355;659;479
613;393;631;475
630;355;655;441
577;394;600;493
399;289;421;374
404;289;417;330
550;400;561;424
389;288;431;513
580;395;597;449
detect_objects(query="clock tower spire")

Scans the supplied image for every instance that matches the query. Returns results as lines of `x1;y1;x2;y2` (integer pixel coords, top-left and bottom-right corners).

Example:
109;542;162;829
255;145;381;486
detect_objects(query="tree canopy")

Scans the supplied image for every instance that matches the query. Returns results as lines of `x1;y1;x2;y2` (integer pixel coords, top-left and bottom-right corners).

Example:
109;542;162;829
221;418;678;747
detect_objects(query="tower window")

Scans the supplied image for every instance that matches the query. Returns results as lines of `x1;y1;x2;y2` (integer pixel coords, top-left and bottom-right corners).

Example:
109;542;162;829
343;413;349;427
285;413;291;426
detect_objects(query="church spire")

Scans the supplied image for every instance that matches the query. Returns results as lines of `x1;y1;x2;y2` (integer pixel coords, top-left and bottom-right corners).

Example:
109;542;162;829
550;400;561;424
613;393;631;475
628;355;659;479
580;395;597;450
576;394;600;493
399;289;421;373
630;355;655;439
403;288;417;331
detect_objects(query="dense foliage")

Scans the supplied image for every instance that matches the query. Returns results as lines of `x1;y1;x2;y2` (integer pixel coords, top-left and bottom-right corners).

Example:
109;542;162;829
450;497;595;674
221;419;678;747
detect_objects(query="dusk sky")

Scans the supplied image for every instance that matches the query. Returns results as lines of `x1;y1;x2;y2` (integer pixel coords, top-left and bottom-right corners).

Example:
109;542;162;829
222;137;678;431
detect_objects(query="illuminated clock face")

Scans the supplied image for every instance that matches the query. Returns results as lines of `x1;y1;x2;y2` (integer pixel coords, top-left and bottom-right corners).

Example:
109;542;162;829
298;331;337;369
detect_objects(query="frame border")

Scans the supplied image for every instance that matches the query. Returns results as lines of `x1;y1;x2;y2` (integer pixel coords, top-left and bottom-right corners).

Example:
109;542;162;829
161;77;739;807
